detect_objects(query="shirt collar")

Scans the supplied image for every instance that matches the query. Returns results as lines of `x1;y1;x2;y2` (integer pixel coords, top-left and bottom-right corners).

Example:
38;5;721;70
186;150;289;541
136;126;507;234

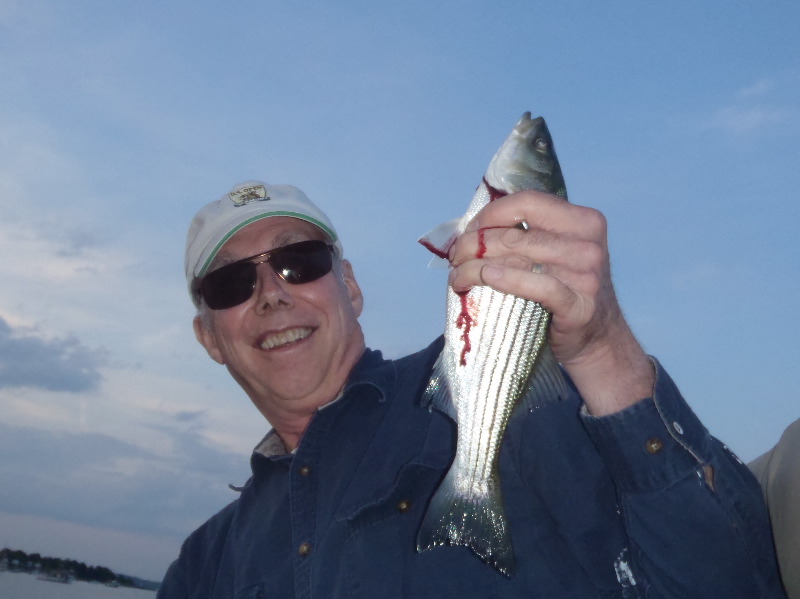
252;347;396;459
253;429;290;458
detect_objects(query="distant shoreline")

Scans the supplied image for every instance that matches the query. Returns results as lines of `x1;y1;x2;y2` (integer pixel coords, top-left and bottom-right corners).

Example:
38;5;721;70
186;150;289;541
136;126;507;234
1;547;159;592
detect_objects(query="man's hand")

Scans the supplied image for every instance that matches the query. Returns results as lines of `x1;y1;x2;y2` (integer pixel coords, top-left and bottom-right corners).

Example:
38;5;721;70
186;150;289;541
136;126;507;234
447;190;654;416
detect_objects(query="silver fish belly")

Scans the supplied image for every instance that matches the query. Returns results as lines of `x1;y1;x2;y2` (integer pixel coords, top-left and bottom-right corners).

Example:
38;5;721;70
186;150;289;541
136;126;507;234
416;113;569;576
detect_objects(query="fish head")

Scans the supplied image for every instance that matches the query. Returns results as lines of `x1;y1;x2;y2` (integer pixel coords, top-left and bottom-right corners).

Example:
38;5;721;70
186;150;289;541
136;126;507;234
484;112;567;200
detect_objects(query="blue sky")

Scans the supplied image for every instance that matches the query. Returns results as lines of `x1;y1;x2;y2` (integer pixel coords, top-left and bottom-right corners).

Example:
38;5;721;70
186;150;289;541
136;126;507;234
0;0;798;582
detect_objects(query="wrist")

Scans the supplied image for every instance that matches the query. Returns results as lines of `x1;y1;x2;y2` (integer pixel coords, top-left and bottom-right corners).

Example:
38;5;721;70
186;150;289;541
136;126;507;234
561;326;655;416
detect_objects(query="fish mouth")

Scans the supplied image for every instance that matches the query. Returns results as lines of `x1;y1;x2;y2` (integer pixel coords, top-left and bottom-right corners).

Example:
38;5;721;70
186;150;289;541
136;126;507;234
259;327;314;350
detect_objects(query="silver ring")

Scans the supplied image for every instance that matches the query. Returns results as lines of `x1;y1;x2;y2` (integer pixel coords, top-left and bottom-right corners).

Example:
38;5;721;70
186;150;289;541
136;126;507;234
531;262;546;274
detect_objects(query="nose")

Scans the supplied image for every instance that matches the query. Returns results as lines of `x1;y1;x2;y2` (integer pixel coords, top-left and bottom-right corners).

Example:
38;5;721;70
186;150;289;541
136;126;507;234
253;263;293;313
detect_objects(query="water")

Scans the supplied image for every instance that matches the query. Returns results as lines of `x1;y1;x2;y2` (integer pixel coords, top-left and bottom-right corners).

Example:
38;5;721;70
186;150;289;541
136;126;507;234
0;572;155;598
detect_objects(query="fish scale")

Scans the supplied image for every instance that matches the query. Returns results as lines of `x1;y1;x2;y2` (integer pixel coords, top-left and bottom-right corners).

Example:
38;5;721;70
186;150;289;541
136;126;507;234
416;112;569;576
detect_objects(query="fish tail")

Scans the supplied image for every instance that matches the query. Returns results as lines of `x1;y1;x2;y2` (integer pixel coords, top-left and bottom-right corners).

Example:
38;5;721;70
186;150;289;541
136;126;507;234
416;468;515;576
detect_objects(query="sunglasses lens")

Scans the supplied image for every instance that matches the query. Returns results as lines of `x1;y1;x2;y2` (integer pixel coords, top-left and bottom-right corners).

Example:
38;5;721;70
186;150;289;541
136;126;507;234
200;262;257;310
197;240;334;310
271;241;333;285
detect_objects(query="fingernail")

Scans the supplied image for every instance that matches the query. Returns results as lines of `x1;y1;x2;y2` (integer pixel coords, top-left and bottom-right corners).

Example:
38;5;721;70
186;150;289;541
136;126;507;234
481;265;503;283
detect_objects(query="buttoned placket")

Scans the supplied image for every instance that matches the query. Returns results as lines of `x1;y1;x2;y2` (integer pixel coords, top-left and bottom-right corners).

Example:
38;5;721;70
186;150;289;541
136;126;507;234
247;350;401;598
290;428;323;599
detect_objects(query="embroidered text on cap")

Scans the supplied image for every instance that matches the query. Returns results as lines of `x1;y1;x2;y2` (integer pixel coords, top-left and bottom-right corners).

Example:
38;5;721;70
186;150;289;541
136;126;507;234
229;184;269;207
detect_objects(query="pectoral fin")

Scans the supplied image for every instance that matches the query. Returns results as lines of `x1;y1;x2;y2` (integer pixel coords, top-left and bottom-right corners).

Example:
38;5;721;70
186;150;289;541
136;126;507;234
419;351;456;420
418;217;462;261
520;343;569;411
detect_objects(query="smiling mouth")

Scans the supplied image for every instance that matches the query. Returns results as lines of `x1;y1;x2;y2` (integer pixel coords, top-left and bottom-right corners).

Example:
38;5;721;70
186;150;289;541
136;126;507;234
260;327;313;350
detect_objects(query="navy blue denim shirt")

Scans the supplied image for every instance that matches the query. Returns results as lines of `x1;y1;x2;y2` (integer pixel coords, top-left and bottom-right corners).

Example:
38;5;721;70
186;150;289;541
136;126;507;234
158;338;785;598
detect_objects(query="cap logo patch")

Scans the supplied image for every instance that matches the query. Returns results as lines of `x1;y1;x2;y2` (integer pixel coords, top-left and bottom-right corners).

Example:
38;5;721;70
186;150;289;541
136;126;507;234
228;184;269;207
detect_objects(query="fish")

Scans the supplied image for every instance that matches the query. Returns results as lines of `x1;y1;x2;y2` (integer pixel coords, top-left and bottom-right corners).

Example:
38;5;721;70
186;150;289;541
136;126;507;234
415;112;569;576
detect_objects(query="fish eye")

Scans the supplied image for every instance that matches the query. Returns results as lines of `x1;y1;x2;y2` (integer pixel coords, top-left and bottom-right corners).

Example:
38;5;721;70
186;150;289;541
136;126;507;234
535;138;549;151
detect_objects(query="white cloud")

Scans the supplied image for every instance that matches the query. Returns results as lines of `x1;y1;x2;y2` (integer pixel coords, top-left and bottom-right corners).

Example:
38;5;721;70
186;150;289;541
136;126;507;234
668;263;722;290
0;395;256;549
0;359;261;457
707;105;794;135
736;77;775;99
706;75;797;134
0;316;106;392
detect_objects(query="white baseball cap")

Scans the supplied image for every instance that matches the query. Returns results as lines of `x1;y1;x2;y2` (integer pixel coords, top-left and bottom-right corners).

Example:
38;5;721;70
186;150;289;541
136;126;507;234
184;180;343;300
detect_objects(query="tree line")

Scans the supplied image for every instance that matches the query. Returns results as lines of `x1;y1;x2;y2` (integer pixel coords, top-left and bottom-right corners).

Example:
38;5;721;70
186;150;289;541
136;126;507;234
1;547;139;587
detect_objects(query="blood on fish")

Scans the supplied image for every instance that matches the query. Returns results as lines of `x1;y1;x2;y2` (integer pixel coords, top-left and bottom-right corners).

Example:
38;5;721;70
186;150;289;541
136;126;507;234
455;291;474;366
450;181;511;367
459;227;488;364
419;239;449;260
475;225;510;259
477;228;487;258
482;177;508;203
476;176;508;260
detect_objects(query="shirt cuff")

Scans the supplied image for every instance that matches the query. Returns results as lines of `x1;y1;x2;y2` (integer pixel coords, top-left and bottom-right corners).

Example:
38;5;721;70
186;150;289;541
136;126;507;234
579;357;710;493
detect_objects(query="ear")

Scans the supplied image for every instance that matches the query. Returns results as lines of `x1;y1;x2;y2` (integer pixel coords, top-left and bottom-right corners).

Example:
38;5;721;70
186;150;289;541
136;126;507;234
340;259;364;318
193;314;225;365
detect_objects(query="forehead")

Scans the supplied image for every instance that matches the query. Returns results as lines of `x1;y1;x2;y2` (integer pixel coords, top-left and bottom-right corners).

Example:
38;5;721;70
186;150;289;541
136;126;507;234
217;217;326;263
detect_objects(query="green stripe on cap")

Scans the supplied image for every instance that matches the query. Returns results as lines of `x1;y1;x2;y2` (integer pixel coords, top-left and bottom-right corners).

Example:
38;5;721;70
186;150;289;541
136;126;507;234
197;212;339;277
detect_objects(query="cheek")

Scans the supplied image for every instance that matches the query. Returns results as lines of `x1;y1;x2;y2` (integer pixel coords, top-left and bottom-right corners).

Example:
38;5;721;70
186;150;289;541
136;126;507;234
195;314;224;364
207;313;249;363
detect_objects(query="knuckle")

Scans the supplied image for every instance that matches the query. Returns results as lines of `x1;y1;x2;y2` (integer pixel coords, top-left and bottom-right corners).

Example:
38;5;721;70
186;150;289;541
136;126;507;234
573;205;607;238
579;271;602;298
499;226;527;247
502;254;529;270
586;208;608;238
580;241;605;269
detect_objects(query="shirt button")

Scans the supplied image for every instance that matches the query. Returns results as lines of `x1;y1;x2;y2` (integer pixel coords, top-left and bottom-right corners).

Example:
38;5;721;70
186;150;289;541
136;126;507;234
397;499;411;513
298;542;312;556
299;465;311;477
645;437;664;454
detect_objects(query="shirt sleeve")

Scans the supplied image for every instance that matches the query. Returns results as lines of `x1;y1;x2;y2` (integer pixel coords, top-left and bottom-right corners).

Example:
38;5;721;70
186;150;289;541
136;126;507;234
155;500;239;599
156;558;188;599
580;357;786;598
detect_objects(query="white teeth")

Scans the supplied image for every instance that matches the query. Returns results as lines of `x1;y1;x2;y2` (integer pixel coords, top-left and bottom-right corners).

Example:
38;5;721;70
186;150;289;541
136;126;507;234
261;327;312;350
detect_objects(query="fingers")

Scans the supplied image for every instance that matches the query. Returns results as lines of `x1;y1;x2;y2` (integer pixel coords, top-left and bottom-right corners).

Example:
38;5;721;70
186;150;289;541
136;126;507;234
447;258;597;325
450;225;603;276
464;189;607;240
446;189;610;350
450;190;606;265
448;260;576;315
443;190;652;410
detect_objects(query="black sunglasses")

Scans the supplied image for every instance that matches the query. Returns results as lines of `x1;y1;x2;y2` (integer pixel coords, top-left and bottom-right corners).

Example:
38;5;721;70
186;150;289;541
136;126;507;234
194;239;335;310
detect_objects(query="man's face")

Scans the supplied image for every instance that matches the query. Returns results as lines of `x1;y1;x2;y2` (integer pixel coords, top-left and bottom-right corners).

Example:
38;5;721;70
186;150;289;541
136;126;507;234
193;217;365;420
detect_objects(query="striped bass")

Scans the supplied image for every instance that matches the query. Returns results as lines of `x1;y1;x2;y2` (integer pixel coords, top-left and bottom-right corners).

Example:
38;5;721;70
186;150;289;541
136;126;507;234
416;112;569;576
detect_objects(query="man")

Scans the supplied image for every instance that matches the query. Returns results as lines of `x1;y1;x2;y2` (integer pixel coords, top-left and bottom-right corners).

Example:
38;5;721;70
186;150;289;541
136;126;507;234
158;180;785;598
751;418;800;598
